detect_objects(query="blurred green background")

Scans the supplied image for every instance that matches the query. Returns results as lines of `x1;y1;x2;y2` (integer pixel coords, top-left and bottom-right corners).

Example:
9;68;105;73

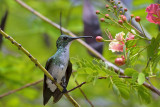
0;0;160;107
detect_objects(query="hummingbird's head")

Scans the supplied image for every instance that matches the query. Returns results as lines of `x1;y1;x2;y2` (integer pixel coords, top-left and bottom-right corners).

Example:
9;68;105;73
56;35;92;48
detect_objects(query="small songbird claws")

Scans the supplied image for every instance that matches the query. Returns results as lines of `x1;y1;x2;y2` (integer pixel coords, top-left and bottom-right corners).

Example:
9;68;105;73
62;87;67;93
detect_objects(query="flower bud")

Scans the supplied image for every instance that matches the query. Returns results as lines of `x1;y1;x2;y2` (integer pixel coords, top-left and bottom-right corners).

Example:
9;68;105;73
135;16;141;22
119;11;123;14
96;36;104;42
100;18;105;22
105;4;109;8
96;10;100;14
131;14;134;18
110;0;115;4
107;9;111;12
122;16;127;22
119;15;124;19
118;20;123;25
105;14;109;19
121;56;125;60
118;1;121;4
113;5;117;9
124;8;128;12
115;57;125;66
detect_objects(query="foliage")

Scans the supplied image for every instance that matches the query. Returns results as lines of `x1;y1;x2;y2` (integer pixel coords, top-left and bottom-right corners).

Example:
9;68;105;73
0;0;160;107
72;58;151;104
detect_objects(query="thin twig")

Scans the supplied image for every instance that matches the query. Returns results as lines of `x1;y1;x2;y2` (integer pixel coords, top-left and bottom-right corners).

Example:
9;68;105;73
72;74;94;107
15;0;160;96
0;29;80;107
68;82;86;93
139;22;147;38
146;77;154;87
0;79;43;99
98;76;132;79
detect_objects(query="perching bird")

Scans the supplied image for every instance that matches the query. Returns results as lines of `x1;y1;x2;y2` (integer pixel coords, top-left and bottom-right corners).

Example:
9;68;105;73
43;34;92;105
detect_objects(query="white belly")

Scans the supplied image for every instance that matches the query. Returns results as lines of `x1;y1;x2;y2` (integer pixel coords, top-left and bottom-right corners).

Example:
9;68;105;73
46;45;70;92
46;64;68;92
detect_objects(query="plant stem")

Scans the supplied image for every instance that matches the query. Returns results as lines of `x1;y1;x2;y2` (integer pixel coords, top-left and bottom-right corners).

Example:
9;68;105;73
139;22;147;38
0;79;43;98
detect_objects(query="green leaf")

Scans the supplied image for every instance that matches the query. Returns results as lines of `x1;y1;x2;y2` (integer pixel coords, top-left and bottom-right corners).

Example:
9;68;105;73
147;37;156;58
132;72;139;83
124;68;137;76
129;46;140;55
137;85;151;104
137;73;145;85
147;33;160;59
112;84;120;96
126;39;137;48
152;54;160;71
111;76;130;99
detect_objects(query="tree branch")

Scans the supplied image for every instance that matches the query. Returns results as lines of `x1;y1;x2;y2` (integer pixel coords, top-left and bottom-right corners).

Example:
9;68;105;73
14;0;160;96
0;79;43;99
0;29;80;107
71;76;160;96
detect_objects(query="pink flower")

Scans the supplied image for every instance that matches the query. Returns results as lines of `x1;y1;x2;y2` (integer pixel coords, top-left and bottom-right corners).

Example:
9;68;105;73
146;4;160;25
126;30;135;40
109;31;135;52
109;32;125;52
126;33;134;40
109;41;124;52
115;32;125;41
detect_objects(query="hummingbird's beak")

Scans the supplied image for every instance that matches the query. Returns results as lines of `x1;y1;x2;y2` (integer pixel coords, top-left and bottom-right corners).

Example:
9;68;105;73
71;36;93;40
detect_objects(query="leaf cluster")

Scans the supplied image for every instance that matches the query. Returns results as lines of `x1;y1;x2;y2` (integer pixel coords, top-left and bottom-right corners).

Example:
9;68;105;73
72;58;151;104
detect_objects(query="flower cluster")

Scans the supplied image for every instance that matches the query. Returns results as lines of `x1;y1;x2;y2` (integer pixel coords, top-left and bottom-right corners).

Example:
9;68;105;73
96;30;135;66
95;0;159;66
109;31;135;52
146;4;160;25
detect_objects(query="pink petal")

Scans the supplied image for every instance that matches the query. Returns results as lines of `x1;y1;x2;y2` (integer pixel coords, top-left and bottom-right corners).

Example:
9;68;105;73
146;13;155;23
115;32;125;41
126;32;135;40
146;4;160;24
156;8;160;17
146;4;159;14
109;41;124;52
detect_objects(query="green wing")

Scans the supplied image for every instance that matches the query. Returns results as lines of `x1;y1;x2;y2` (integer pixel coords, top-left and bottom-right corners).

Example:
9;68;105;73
65;60;72;86
43;58;53;105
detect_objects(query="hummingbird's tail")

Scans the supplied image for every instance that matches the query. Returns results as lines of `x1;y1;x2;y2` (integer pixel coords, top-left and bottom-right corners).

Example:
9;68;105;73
43;75;53;105
43;75;63;105
52;88;63;103
43;88;52;105
43;87;63;105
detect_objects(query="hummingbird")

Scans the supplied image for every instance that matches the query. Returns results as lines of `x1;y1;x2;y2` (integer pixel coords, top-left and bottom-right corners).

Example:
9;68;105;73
43;34;92;105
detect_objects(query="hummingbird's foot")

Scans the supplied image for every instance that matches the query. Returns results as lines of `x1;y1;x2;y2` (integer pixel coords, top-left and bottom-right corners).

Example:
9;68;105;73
62;86;67;93
53;77;57;82
52;77;57;84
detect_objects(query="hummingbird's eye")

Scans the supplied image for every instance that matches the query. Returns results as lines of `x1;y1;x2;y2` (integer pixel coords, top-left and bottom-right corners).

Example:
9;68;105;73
63;37;68;40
